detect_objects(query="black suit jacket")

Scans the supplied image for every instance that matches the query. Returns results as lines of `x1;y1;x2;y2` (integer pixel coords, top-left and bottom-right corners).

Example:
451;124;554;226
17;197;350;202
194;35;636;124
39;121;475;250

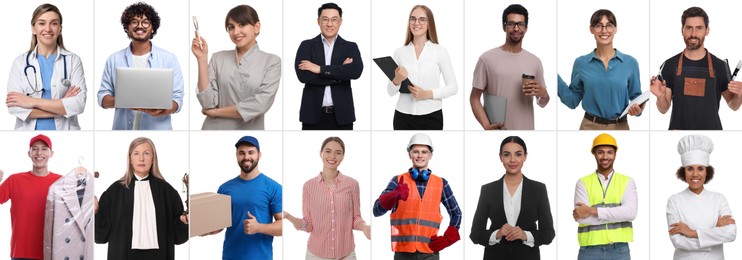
469;175;555;260
295;34;363;125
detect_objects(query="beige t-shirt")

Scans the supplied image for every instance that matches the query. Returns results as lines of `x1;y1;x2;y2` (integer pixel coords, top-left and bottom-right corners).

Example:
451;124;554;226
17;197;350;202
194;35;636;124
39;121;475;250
472;47;546;130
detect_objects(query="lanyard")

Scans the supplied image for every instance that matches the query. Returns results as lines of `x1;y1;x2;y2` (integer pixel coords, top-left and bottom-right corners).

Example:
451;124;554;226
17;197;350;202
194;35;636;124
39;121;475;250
596;170;614;206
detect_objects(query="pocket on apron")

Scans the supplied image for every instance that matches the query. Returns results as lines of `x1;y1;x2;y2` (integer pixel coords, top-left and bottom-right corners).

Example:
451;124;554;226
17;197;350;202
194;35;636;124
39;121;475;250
683;77;706;97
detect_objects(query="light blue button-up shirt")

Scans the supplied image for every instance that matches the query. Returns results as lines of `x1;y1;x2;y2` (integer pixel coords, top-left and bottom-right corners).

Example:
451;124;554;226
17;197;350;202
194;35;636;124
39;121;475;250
558;49;641;119
97;43;184;130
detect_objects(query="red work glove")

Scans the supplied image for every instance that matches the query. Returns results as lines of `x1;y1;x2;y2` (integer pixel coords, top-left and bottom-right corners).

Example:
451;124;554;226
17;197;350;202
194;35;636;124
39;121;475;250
378;177;410;210
429;226;460;252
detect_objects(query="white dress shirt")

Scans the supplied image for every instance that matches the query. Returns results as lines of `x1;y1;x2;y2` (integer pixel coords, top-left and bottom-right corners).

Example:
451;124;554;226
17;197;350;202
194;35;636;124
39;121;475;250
7;46;87;130
489;180;535;247
574;171;638;225
132;174;159;249
667;188;736;260
387;41;457;115
321;36;336;107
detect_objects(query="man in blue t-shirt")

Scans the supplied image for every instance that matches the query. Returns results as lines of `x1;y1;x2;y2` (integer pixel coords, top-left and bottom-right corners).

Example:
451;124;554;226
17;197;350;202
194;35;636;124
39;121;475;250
205;136;283;260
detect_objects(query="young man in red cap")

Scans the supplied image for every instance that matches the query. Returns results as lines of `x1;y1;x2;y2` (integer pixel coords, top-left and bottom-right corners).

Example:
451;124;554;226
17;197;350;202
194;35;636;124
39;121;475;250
0;134;62;260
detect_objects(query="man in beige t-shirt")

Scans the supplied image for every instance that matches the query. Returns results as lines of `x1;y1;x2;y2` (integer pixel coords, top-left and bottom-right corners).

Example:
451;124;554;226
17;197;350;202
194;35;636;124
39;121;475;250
470;4;549;130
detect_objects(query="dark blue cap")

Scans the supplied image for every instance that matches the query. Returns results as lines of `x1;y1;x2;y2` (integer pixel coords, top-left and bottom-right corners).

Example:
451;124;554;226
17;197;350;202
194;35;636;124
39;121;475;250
235;136;260;151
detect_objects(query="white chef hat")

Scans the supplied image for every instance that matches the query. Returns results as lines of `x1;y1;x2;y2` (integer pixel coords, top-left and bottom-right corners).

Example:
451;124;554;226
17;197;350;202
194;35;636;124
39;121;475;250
677;135;713;167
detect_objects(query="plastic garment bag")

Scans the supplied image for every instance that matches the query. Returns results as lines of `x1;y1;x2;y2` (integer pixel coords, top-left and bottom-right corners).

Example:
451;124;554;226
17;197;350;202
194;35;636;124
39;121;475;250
44;167;95;260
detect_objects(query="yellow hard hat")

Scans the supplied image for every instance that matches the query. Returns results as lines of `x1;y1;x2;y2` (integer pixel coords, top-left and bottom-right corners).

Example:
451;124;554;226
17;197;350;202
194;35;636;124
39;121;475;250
592;133;617;152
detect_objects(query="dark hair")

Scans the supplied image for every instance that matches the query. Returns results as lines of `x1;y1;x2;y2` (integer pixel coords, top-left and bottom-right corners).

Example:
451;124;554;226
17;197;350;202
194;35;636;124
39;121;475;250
30;4;66;52
681;7;709;27
502;4;529;27
405;5;438;45
225;5;260;32
675;165;715;184
121;2;160;39
590;9;616;27
318;3;342;18
500;136;527;155
321;136;345;154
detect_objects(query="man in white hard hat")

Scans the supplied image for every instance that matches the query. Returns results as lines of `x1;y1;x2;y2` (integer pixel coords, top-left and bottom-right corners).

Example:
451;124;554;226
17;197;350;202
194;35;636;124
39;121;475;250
373;133;462;259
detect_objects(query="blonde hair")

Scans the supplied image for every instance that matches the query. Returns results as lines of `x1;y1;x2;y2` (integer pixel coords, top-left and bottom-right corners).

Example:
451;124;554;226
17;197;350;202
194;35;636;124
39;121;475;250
119;137;165;188
30;3;66;52
404;5;438;45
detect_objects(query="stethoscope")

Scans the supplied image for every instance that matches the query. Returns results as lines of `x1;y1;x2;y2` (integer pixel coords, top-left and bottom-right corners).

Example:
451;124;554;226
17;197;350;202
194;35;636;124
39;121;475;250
23;51;70;96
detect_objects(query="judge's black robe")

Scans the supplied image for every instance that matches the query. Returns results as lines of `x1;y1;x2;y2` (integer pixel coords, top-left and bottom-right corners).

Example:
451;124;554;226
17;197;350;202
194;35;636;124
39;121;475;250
95;176;189;260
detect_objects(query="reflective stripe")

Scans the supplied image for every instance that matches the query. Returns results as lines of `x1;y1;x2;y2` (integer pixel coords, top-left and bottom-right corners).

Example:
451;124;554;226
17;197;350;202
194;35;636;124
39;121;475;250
390;218;441;228
391;235;432;243
591;203;622;208
390;218;419;226
419;219;440;229
577;221;633;233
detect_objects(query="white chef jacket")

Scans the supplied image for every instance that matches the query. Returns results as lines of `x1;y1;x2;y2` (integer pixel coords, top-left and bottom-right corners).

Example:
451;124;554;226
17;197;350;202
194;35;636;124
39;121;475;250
667;188;737;260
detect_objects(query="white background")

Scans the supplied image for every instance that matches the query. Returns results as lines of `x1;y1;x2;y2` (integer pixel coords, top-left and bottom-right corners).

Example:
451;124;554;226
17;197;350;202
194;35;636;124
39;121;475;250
464;2;557;130
556;131;650;259
463;131;558;259
557;0;651;130
0;0;95;130
649;131;741;258
93;131;189;259
188;1;284;130
94;0;190;130
649;1;742;130
189;131;283;259
282;0;372;130
0;131;94;258
282;132;371;259
370;131;465;259
370;0;465;130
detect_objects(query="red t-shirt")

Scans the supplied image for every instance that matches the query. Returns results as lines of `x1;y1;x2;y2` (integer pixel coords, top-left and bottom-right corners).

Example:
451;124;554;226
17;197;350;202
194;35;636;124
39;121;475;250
0;171;61;259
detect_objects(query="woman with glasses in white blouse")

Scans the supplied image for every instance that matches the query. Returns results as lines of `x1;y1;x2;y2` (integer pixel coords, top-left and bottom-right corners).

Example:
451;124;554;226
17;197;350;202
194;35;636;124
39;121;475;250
388;5;457;130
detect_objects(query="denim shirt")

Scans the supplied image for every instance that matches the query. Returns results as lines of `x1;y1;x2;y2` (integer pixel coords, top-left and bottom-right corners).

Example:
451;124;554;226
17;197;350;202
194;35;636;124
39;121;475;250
97;43;184;130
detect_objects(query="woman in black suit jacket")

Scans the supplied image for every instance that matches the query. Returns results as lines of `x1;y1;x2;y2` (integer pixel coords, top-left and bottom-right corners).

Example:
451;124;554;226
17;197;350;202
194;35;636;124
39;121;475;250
470;136;555;259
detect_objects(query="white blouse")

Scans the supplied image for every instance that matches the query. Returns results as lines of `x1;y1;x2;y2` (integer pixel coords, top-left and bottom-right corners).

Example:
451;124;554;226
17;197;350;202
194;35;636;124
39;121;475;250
387;41;457;115
667;188;736;260
131;174;159;249
489;180;534;247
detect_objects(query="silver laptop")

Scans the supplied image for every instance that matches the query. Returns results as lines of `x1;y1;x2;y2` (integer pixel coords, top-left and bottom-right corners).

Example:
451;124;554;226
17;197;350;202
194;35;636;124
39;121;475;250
114;67;173;109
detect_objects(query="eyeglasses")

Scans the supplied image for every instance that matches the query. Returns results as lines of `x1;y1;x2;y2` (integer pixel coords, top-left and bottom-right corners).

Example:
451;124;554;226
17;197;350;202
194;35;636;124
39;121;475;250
592;23;616;32
409;17;428;25
504;21;526;29
320;17;340;25
30;146;51;154
129;19;151;28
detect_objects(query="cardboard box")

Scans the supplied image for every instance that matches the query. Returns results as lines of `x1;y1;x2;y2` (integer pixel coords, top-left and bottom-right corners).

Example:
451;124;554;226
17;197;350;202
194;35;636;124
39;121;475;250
190;192;232;237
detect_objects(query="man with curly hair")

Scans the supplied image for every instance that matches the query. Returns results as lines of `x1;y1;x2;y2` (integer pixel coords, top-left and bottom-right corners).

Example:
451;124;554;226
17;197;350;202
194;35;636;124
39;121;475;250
97;2;184;130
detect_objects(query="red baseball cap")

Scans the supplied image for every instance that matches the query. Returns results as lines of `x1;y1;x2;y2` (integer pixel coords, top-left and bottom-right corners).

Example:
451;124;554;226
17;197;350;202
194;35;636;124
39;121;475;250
29;134;52;149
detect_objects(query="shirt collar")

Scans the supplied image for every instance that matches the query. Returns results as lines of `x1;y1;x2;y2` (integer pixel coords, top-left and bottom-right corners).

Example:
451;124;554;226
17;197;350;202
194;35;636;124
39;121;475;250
135;174;150;181
321;35;338;46
588;48;625;63
30;45;68;62
595;170;614;182
314;171;344;183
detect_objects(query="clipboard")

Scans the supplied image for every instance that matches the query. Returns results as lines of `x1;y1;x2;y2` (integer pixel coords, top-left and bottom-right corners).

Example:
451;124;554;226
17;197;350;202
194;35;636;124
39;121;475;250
373;56;411;93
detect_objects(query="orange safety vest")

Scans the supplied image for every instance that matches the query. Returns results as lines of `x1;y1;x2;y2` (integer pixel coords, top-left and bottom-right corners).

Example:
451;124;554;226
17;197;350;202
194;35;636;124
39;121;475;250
389;172;443;253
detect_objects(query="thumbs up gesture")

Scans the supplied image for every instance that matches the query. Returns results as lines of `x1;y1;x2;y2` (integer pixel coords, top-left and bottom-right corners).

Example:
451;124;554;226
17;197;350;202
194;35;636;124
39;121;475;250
243;211;260;235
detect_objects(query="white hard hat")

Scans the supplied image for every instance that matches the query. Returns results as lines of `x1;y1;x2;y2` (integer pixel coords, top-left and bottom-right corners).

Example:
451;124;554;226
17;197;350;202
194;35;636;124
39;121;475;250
407;133;434;152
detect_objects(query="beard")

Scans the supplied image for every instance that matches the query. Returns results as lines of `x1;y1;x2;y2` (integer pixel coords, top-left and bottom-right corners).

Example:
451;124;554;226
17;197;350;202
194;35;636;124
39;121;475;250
684;36;703;50
127;28;151;42
507;33;523;45
239;158;259;174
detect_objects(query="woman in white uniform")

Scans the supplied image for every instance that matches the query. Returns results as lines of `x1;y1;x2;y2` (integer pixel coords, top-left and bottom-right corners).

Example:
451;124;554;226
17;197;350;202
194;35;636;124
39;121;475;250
666;135;736;260
6;3;86;130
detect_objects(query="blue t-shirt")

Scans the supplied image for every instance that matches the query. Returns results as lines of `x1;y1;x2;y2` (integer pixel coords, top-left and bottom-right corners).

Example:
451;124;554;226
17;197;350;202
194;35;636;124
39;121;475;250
35;53;57;130
217;173;282;260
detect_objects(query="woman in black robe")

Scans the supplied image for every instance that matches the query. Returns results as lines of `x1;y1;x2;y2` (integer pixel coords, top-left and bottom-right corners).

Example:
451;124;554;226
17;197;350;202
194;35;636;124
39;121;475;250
95;137;188;260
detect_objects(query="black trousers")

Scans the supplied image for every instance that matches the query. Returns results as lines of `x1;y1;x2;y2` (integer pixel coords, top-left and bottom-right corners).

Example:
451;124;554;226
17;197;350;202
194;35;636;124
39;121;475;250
302;110;353;130
393;109;443;130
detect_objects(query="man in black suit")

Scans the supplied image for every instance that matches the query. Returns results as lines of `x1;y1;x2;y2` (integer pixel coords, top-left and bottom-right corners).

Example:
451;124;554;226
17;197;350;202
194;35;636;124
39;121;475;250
295;2;363;130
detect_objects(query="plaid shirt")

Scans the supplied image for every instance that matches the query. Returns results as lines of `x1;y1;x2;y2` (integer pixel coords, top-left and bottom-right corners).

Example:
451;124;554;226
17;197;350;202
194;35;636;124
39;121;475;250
373;174;462;229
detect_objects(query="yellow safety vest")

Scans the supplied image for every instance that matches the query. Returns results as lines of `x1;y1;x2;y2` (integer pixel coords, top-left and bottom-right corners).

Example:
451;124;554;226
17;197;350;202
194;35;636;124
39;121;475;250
577;172;633;246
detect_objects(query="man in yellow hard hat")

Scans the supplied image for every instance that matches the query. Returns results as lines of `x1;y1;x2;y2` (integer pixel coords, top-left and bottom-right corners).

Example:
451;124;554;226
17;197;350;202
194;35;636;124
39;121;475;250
572;133;637;260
